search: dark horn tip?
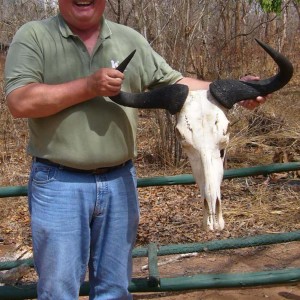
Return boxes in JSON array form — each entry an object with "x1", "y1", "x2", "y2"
[
  {"x1": 254, "y1": 39, "x2": 293, "y2": 80},
  {"x1": 116, "y1": 50, "x2": 137, "y2": 73},
  {"x1": 210, "y1": 39, "x2": 294, "y2": 109}
]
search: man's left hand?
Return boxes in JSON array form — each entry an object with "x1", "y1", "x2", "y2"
[{"x1": 238, "y1": 75, "x2": 269, "y2": 110}]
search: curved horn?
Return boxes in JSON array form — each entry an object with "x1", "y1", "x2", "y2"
[
  {"x1": 209, "y1": 39, "x2": 294, "y2": 109},
  {"x1": 109, "y1": 50, "x2": 189, "y2": 115}
]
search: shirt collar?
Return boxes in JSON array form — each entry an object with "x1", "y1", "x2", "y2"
[
  {"x1": 57, "y1": 13, "x2": 74, "y2": 38},
  {"x1": 100, "y1": 18, "x2": 112, "y2": 40},
  {"x1": 57, "y1": 13, "x2": 112, "y2": 40}
]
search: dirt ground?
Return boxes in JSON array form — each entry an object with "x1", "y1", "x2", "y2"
[
  {"x1": 132, "y1": 285, "x2": 300, "y2": 300},
  {"x1": 131, "y1": 242, "x2": 300, "y2": 300}
]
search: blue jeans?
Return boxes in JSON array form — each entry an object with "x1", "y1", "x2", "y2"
[{"x1": 28, "y1": 160, "x2": 140, "y2": 300}]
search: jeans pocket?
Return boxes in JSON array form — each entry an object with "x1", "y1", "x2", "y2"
[{"x1": 32, "y1": 165, "x2": 57, "y2": 184}]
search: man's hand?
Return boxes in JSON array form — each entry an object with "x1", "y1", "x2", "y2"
[
  {"x1": 238, "y1": 75, "x2": 268, "y2": 110},
  {"x1": 87, "y1": 68, "x2": 124, "y2": 97}
]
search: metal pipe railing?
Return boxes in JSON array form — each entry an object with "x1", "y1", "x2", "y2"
[
  {"x1": 0, "y1": 162, "x2": 299, "y2": 198},
  {"x1": 1, "y1": 230, "x2": 299, "y2": 271},
  {"x1": 0, "y1": 268, "x2": 299, "y2": 299}
]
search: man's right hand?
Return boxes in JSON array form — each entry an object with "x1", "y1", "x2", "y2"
[{"x1": 87, "y1": 68, "x2": 125, "y2": 97}]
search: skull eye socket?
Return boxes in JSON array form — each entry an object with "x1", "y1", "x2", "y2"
[{"x1": 220, "y1": 149, "x2": 225, "y2": 159}]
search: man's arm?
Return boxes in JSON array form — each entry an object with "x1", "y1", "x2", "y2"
[{"x1": 6, "y1": 68, "x2": 124, "y2": 119}]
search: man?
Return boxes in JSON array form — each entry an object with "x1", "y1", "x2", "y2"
[{"x1": 4, "y1": 0, "x2": 265, "y2": 299}]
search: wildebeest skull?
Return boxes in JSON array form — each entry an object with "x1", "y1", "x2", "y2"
[
  {"x1": 176, "y1": 90, "x2": 229, "y2": 230},
  {"x1": 109, "y1": 39, "x2": 293, "y2": 230}
]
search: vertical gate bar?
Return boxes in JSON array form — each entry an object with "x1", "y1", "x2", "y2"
[{"x1": 147, "y1": 243, "x2": 160, "y2": 287}]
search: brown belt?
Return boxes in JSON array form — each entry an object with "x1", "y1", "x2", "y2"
[{"x1": 33, "y1": 157, "x2": 127, "y2": 175}]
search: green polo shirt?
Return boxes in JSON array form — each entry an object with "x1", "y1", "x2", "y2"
[{"x1": 5, "y1": 14, "x2": 182, "y2": 169}]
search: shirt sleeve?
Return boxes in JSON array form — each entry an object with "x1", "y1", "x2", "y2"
[
  {"x1": 131, "y1": 32, "x2": 183, "y2": 90},
  {"x1": 147, "y1": 48, "x2": 183, "y2": 89},
  {"x1": 4, "y1": 21, "x2": 44, "y2": 96}
]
